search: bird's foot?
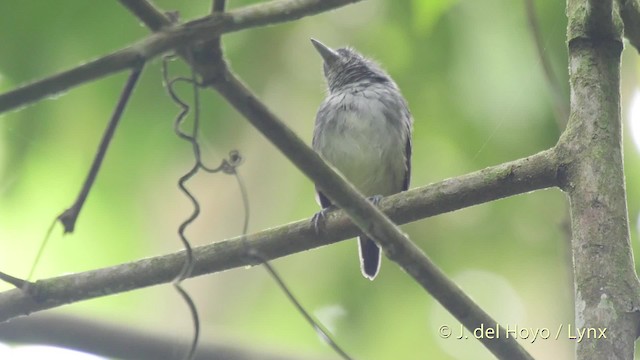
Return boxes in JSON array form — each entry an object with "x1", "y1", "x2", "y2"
[
  {"x1": 368, "y1": 195, "x2": 383, "y2": 206},
  {"x1": 311, "y1": 205, "x2": 336, "y2": 235},
  {"x1": 311, "y1": 196, "x2": 381, "y2": 235}
]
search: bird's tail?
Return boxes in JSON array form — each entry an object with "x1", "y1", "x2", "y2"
[{"x1": 358, "y1": 236, "x2": 381, "y2": 280}]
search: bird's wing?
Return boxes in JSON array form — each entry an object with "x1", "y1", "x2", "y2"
[
  {"x1": 381, "y1": 92, "x2": 413, "y2": 192},
  {"x1": 403, "y1": 128, "x2": 412, "y2": 191}
]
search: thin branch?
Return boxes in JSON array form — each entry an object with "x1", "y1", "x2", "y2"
[
  {"x1": 0, "y1": 149, "x2": 558, "y2": 358},
  {"x1": 58, "y1": 65, "x2": 144, "y2": 233},
  {"x1": 523, "y1": 0, "x2": 568, "y2": 128},
  {"x1": 620, "y1": 0, "x2": 640, "y2": 51},
  {"x1": 26, "y1": 219, "x2": 57, "y2": 281},
  {"x1": 258, "y1": 260, "x2": 354, "y2": 360},
  {"x1": 212, "y1": 0, "x2": 226, "y2": 13},
  {"x1": 0, "y1": 0, "x2": 362, "y2": 113},
  {"x1": 0, "y1": 50, "x2": 144, "y2": 113},
  {"x1": 0, "y1": 313, "x2": 333, "y2": 360},
  {"x1": 209, "y1": 0, "x2": 226, "y2": 59},
  {"x1": 567, "y1": 0, "x2": 620, "y2": 41},
  {"x1": 586, "y1": 0, "x2": 616, "y2": 37},
  {"x1": 0, "y1": 271, "x2": 28, "y2": 289},
  {"x1": 117, "y1": 0, "x2": 171, "y2": 31}
]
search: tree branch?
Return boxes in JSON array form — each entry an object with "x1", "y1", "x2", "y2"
[
  {"x1": 619, "y1": 0, "x2": 640, "y2": 51},
  {"x1": 0, "y1": 313, "x2": 331, "y2": 360},
  {"x1": 212, "y1": 0, "x2": 226, "y2": 13},
  {"x1": 586, "y1": 0, "x2": 617, "y2": 37},
  {"x1": 568, "y1": 0, "x2": 621, "y2": 41},
  {"x1": 118, "y1": 0, "x2": 171, "y2": 31},
  {"x1": 523, "y1": 0, "x2": 568, "y2": 128},
  {"x1": 0, "y1": 50, "x2": 144, "y2": 114},
  {"x1": 57, "y1": 65, "x2": 144, "y2": 233},
  {"x1": 0, "y1": 0, "x2": 362, "y2": 114},
  {"x1": 560, "y1": 1, "x2": 640, "y2": 358},
  {"x1": 0, "y1": 150, "x2": 557, "y2": 358}
]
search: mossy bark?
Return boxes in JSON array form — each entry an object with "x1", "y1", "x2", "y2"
[{"x1": 560, "y1": 1, "x2": 640, "y2": 358}]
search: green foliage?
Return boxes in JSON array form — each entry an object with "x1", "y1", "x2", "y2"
[{"x1": 411, "y1": 0, "x2": 457, "y2": 34}]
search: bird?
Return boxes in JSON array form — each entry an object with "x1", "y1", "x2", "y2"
[{"x1": 310, "y1": 38, "x2": 413, "y2": 280}]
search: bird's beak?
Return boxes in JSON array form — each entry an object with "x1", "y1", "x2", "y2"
[{"x1": 310, "y1": 38, "x2": 340, "y2": 65}]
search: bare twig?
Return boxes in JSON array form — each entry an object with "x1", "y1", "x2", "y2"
[
  {"x1": 0, "y1": 0, "x2": 362, "y2": 113},
  {"x1": 234, "y1": 169, "x2": 354, "y2": 359},
  {"x1": 212, "y1": 0, "x2": 226, "y2": 13},
  {"x1": 26, "y1": 219, "x2": 57, "y2": 281},
  {"x1": 57, "y1": 64, "x2": 144, "y2": 233},
  {"x1": 258, "y1": 260, "x2": 354, "y2": 360},
  {"x1": 210, "y1": 0, "x2": 226, "y2": 60},
  {"x1": 0, "y1": 271, "x2": 28, "y2": 289},
  {"x1": 523, "y1": 0, "x2": 568, "y2": 128},
  {"x1": 118, "y1": 0, "x2": 171, "y2": 31}
]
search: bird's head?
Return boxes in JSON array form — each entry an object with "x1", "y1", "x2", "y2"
[{"x1": 310, "y1": 39, "x2": 391, "y2": 93}]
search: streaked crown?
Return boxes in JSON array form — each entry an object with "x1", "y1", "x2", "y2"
[{"x1": 311, "y1": 39, "x2": 392, "y2": 93}]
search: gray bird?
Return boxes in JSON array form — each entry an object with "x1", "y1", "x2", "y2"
[{"x1": 310, "y1": 39, "x2": 413, "y2": 280}]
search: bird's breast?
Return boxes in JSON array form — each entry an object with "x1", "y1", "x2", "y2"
[{"x1": 314, "y1": 93, "x2": 406, "y2": 196}]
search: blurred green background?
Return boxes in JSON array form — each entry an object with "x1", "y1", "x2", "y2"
[{"x1": 1, "y1": 0, "x2": 639, "y2": 359}]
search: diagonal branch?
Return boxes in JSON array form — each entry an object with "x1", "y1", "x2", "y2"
[
  {"x1": 0, "y1": 150, "x2": 558, "y2": 358},
  {"x1": 58, "y1": 65, "x2": 144, "y2": 233},
  {"x1": 0, "y1": 0, "x2": 362, "y2": 113},
  {"x1": 118, "y1": 0, "x2": 171, "y2": 31}
]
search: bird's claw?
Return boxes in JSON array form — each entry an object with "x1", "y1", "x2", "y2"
[
  {"x1": 368, "y1": 195, "x2": 383, "y2": 206},
  {"x1": 312, "y1": 206, "x2": 335, "y2": 235},
  {"x1": 311, "y1": 197, "x2": 381, "y2": 235}
]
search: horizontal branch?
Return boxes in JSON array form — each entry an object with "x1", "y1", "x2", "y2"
[
  {"x1": 0, "y1": 0, "x2": 361, "y2": 113},
  {"x1": 0, "y1": 148, "x2": 558, "y2": 323},
  {"x1": 0, "y1": 312, "x2": 332, "y2": 360}
]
